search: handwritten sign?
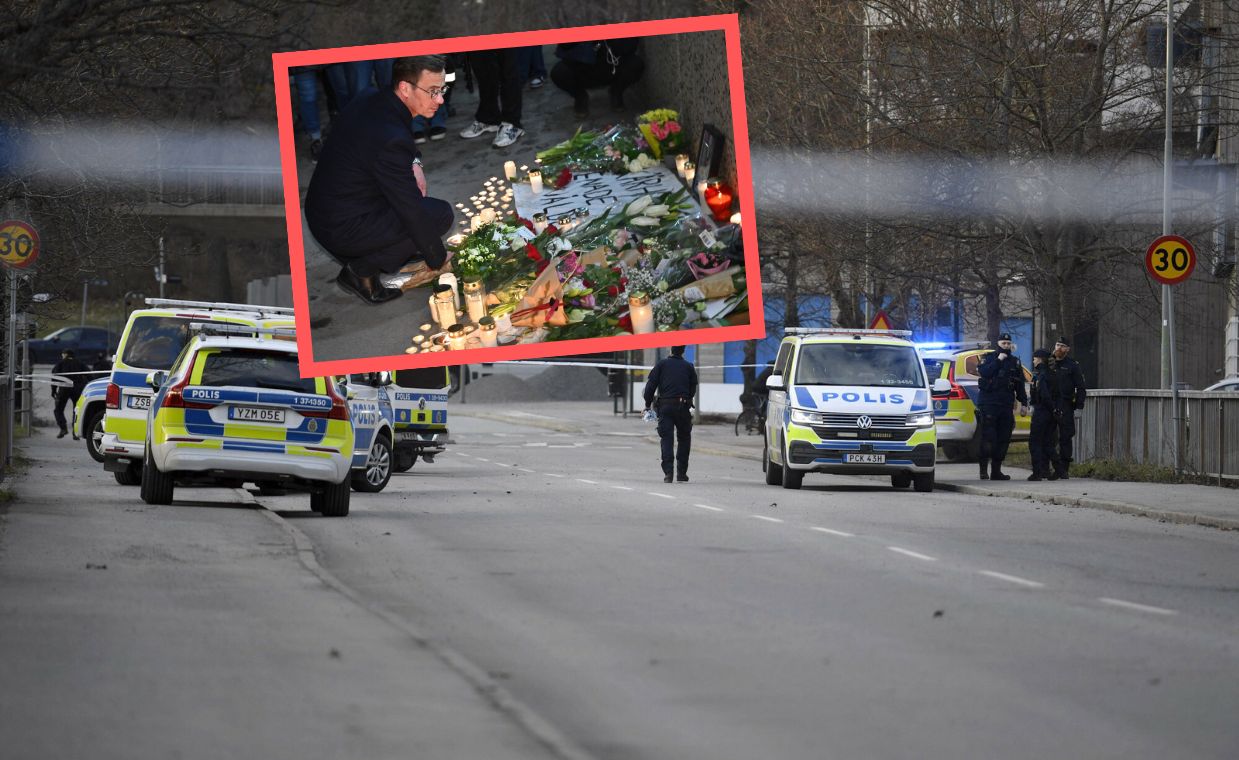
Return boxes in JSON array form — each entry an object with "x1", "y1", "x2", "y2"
[{"x1": 512, "y1": 166, "x2": 684, "y2": 223}]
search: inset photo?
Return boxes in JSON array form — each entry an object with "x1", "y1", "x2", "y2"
[{"x1": 272, "y1": 15, "x2": 762, "y2": 375}]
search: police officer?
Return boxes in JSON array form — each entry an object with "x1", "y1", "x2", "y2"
[
  {"x1": 1048, "y1": 337, "x2": 1087, "y2": 479},
  {"x1": 976, "y1": 333, "x2": 1028, "y2": 480},
  {"x1": 1027, "y1": 348, "x2": 1061, "y2": 481},
  {"x1": 51, "y1": 349, "x2": 87, "y2": 439},
  {"x1": 643, "y1": 346, "x2": 698, "y2": 483}
]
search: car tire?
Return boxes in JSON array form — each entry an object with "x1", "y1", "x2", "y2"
[
  {"x1": 764, "y1": 437, "x2": 782, "y2": 486},
  {"x1": 891, "y1": 472, "x2": 912, "y2": 489},
  {"x1": 113, "y1": 461, "x2": 142, "y2": 486},
  {"x1": 312, "y1": 479, "x2": 351, "y2": 517},
  {"x1": 351, "y1": 434, "x2": 393, "y2": 493},
  {"x1": 780, "y1": 437, "x2": 803, "y2": 490},
  {"x1": 139, "y1": 448, "x2": 174, "y2": 505},
  {"x1": 84, "y1": 407, "x2": 106, "y2": 463},
  {"x1": 913, "y1": 471, "x2": 935, "y2": 493},
  {"x1": 393, "y1": 450, "x2": 416, "y2": 473}
]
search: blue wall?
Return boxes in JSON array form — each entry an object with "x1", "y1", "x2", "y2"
[{"x1": 723, "y1": 295, "x2": 830, "y2": 384}]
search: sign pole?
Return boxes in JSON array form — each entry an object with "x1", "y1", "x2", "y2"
[
  {"x1": 1162, "y1": 0, "x2": 1182, "y2": 474},
  {"x1": 7, "y1": 269, "x2": 16, "y2": 463}
]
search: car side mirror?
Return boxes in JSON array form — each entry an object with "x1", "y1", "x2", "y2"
[
  {"x1": 377, "y1": 371, "x2": 393, "y2": 387},
  {"x1": 765, "y1": 375, "x2": 785, "y2": 391},
  {"x1": 147, "y1": 371, "x2": 167, "y2": 389},
  {"x1": 932, "y1": 378, "x2": 951, "y2": 394}
]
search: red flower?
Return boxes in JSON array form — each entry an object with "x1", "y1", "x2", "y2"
[
  {"x1": 619, "y1": 315, "x2": 633, "y2": 332},
  {"x1": 546, "y1": 224, "x2": 559, "y2": 235},
  {"x1": 607, "y1": 285, "x2": 620, "y2": 297},
  {"x1": 536, "y1": 259, "x2": 550, "y2": 274},
  {"x1": 611, "y1": 266, "x2": 622, "y2": 274},
  {"x1": 620, "y1": 277, "x2": 629, "y2": 287},
  {"x1": 583, "y1": 278, "x2": 594, "y2": 289},
  {"x1": 518, "y1": 217, "x2": 535, "y2": 232},
  {"x1": 555, "y1": 168, "x2": 572, "y2": 188},
  {"x1": 525, "y1": 243, "x2": 542, "y2": 262}
]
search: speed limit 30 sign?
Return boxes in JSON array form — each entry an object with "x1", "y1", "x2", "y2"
[
  {"x1": 1145, "y1": 235, "x2": 1195, "y2": 285},
  {"x1": 0, "y1": 219, "x2": 40, "y2": 270}
]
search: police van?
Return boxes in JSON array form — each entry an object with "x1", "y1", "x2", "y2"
[
  {"x1": 763, "y1": 328, "x2": 950, "y2": 492},
  {"x1": 100, "y1": 298, "x2": 295, "y2": 485},
  {"x1": 140, "y1": 324, "x2": 354, "y2": 515},
  {"x1": 387, "y1": 368, "x2": 450, "y2": 472}
]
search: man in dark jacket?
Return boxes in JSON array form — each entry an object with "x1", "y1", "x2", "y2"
[
  {"x1": 1027, "y1": 348, "x2": 1060, "y2": 481},
  {"x1": 51, "y1": 349, "x2": 87, "y2": 439},
  {"x1": 305, "y1": 55, "x2": 455, "y2": 305},
  {"x1": 551, "y1": 39, "x2": 645, "y2": 117},
  {"x1": 976, "y1": 333, "x2": 1029, "y2": 480},
  {"x1": 644, "y1": 346, "x2": 698, "y2": 483},
  {"x1": 1048, "y1": 337, "x2": 1088, "y2": 479}
]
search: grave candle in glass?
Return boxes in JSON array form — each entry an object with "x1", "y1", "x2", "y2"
[
  {"x1": 629, "y1": 292, "x2": 655, "y2": 334},
  {"x1": 463, "y1": 279, "x2": 487, "y2": 323},
  {"x1": 532, "y1": 212, "x2": 548, "y2": 234},
  {"x1": 704, "y1": 178, "x2": 735, "y2": 222},
  {"x1": 478, "y1": 316, "x2": 498, "y2": 347},
  {"x1": 504, "y1": 161, "x2": 517, "y2": 180},
  {"x1": 432, "y1": 285, "x2": 456, "y2": 330},
  {"x1": 529, "y1": 170, "x2": 543, "y2": 193},
  {"x1": 448, "y1": 323, "x2": 467, "y2": 351}
]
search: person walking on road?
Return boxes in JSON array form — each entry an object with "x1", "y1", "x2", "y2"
[
  {"x1": 644, "y1": 346, "x2": 698, "y2": 484},
  {"x1": 51, "y1": 349, "x2": 87, "y2": 439},
  {"x1": 1027, "y1": 348, "x2": 1061, "y2": 481},
  {"x1": 976, "y1": 333, "x2": 1029, "y2": 481},
  {"x1": 1048, "y1": 337, "x2": 1088, "y2": 479}
]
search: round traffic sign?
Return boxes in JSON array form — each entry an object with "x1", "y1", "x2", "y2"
[
  {"x1": 0, "y1": 219, "x2": 40, "y2": 269},
  {"x1": 1144, "y1": 235, "x2": 1195, "y2": 285}
]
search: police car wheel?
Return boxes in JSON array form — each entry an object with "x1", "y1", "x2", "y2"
[
  {"x1": 352, "y1": 435, "x2": 392, "y2": 493},
  {"x1": 114, "y1": 461, "x2": 142, "y2": 486},
  {"x1": 780, "y1": 437, "x2": 803, "y2": 490},
  {"x1": 891, "y1": 472, "x2": 912, "y2": 489},
  {"x1": 84, "y1": 408, "x2": 106, "y2": 463},
  {"x1": 913, "y1": 472, "x2": 935, "y2": 493},
  {"x1": 764, "y1": 438, "x2": 782, "y2": 486},
  {"x1": 312, "y1": 479, "x2": 351, "y2": 517},
  {"x1": 393, "y1": 450, "x2": 416, "y2": 472},
  {"x1": 139, "y1": 448, "x2": 174, "y2": 505}
]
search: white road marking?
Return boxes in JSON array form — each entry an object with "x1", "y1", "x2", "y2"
[
  {"x1": 476, "y1": 457, "x2": 490, "y2": 462},
  {"x1": 494, "y1": 463, "x2": 511, "y2": 468},
  {"x1": 604, "y1": 445, "x2": 634, "y2": 449},
  {"x1": 612, "y1": 486, "x2": 634, "y2": 491},
  {"x1": 1099, "y1": 597, "x2": 1178, "y2": 616},
  {"x1": 979, "y1": 570, "x2": 1045, "y2": 589},
  {"x1": 810, "y1": 527, "x2": 854, "y2": 537},
  {"x1": 751, "y1": 515, "x2": 785, "y2": 524},
  {"x1": 548, "y1": 444, "x2": 576, "y2": 448},
  {"x1": 545, "y1": 473, "x2": 565, "y2": 478},
  {"x1": 516, "y1": 468, "x2": 535, "y2": 473},
  {"x1": 647, "y1": 492, "x2": 675, "y2": 499},
  {"x1": 887, "y1": 546, "x2": 937, "y2": 562},
  {"x1": 694, "y1": 504, "x2": 725, "y2": 512},
  {"x1": 576, "y1": 479, "x2": 598, "y2": 485}
]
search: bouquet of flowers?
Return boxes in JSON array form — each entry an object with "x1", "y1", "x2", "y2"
[{"x1": 637, "y1": 108, "x2": 685, "y2": 159}]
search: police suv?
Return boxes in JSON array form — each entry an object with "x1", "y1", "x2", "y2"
[
  {"x1": 388, "y1": 368, "x2": 450, "y2": 472},
  {"x1": 763, "y1": 328, "x2": 950, "y2": 492},
  {"x1": 140, "y1": 324, "x2": 354, "y2": 515},
  {"x1": 99, "y1": 299, "x2": 294, "y2": 485}
]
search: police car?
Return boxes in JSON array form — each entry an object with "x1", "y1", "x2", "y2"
[
  {"x1": 921, "y1": 343, "x2": 1032, "y2": 461},
  {"x1": 340, "y1": 373, "x2": 397, "y2": 492},
  {"x1": 100, "y1": 298, "x2": 295, "y2": 485},
  {"x1": 74, "y1": 376, "x2": 110, "y2": 462},
  {"x1": 140, "y1": 324, "x2": 354, "y2": 515},
  {"x1": 763, "y1": 328, "x2": 949, "y2": 492},
  {"x1": 388, "y1": 368, "x2": 450, "y2": 472}
]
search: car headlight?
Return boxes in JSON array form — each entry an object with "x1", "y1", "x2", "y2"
[
  {"x1": 907, "y1": 411, "x2": 936, "y2": 427},
  {"x1": 790, "y1": 408, "x2": 823, "y2": 425}
]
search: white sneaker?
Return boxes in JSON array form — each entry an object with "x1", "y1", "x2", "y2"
[
  {"x1": 460, "y1": 121, "x2": 499, "y2": 139},
  {"x1": 492, "y1": 122, "x2": 525, "y2": 148}
]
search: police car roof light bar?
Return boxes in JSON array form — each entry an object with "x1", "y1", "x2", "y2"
[
  {"x1": 785, "y1": 327, "x2": 913, "y2": 338},
  {"x1": 917, "y1": 340, "x2": 991, "y2": 350},
  {"x1": 187, "y1": 322, "x2": 296, "y2": 339},
  {"x1": 145, "y1": 298, "x2": 295, "y2": 316}
]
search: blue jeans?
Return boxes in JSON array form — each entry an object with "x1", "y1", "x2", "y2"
[
  {"x1": 516, "y1": 46, "x2": 547, "y2": 81},
  {"x1": 412, "y1": 106, "x2": 447, "y2": 135},
  {"x1": 291, "y1": 69, "x2": 321, "y2": 139},
  {"x1": 345, "y1": 59, "x2": 393, "y2": 96}
]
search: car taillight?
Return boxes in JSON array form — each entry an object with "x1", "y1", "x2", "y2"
[
  {"x1": 326, "y1": 381, "x2": 350, "y2": 421},
  {"x1": 105, "y1": 382, "x2": 120, "y2": 409},
  {"x1": 947, "y1": 382, "x2": 968, "y2": 400},
  {"x1": 160, "y1": 355, "x2": 207, "y2": 409}
]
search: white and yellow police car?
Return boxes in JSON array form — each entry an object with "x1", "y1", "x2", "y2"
[
  {"x1": 140, "y1": 324, "x2": 354, "y2": 515},
  {"x1": 340, "y1": 373, "x2": 397, "y2": 492},
  {"x1": 763, "y1": 328, "x2": 950, "y2": 492},
  {"x1": 100, "y1": 299, "x2": 294, "y2": 485}
]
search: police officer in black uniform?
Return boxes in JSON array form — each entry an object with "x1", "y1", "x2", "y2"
[
  {"x1": 644, "y1": 346, "x2": 698, "y2": 483},
  {"x1": 976, "y1": 333, "x2": 1028, "y2": 480},
  {"x1": 51, "y1": 349, "x2": 87, "y2": 439},
  {"x1": 1048, "y1": 337, "x2": 1087, "y2": 479},
  {"x1": 1027, "y1": 348, "x2": 1060, "y2": 481}
]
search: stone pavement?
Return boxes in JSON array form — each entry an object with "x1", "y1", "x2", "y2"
[{"x1": 454, "y1": 400, "x2": 1239, "y2": 531}]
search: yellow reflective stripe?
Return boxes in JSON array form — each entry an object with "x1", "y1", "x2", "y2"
[{"x1": 285, "y1": 447, "x2": 335, "y2": 459}]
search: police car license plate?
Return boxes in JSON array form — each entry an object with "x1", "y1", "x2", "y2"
[
  {"x1": 397, "y1": 431, "x2": 424, "y2": 442},
  {"x1": 229, "y1": 406, "x2": 286, "y2": 424},
  {"x1": 126, "y1": 395, "x2": 151, "y2": 410},
  {"x1": 844, "y1": 453, "x2": 885, "y2": 464}
]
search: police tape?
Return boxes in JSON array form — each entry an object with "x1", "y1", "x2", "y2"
[
  {"x1": 13, "y1": 370, "x2": 106, "y2": 388},
  {"x1": 505, "y1": 360, "x2": 767, "y2": 371}
]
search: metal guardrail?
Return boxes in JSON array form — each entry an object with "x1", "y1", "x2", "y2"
[
  {"x1": 147, "y1": 165, "x2": 284, "y2": 207},
  {"x1": 1078, "y1": 389, "x2": 1239, "y2": 480}
]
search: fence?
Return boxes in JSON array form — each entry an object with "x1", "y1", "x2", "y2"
[
  {"x1": 1078, "y1": 389, "x2": 1239, "y2": 480},
  {"x1": 149, "y1": 166, "x2": 284, "y2": 207}
]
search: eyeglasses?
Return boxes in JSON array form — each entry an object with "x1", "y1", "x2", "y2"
[{"x1": 406, "y1": 82, "x2": 450, "y2": 99}]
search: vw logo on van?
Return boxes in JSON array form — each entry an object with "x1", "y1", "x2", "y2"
[{"x1": 856, "y1": 415, "x2": 873, "y2": 429}]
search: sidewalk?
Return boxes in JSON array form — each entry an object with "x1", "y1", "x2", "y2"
[{"x1": 455, "y1": 400, "x2": 1239, "y2": 531}]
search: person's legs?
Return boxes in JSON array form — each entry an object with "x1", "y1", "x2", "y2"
[
  {"x1": 291, "y1": 70, "x2": 322, "y2": 140},
  {"x1": 990, "y1": 408, "x2": 1015, "y2": 478},
  {"x1": 978, "y1": 410, "x2": 995, "y2": 478},
  {"x1": 657, "y1": 410, "x2": 675, "y2": 479},
  {"x1": 374, "y1": 59, "x2": 394, "y2": 90},
  {"x1": 1057, "y1": 409, "x2": 1076, "y2": 476},
  {"x1": 497, "y1": 48, "x2": 523, "y2": 128},
  {"x1": 550, "y1": 60, "x2": 591, "y2": 114},
  {"x1": 325, "y1": 64, "x2": 351, "y2": 110},
  {"x1": 53, "y1": 392, "x2": 70, "y2": 435},
  {"x1": 471, "y1": 52, "x2": 502, "y2": 125},
  {"x1": 345, "y1": 60, "x2": 377, "y2": 98},
  {"x1": 608, "y1": 55, "x2": 646, "y2": 99},
  {"x1": 529, "y1": 46, "x2": 547, "y2": 79},
  {"x1": 411, "y1": 115, "x2": 428, "y2": 143},
  {"x1": 675, "y1": 406, "x2": 692, "y2": 480}
]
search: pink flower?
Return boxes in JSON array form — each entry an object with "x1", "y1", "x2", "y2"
[{"x1": 668, "y1": 121, "x2": 681, "y2": 134}]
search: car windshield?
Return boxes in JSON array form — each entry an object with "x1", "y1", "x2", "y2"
[
  {"x1": 795, "y1": 343, "x2": 926, "y2": 388},
  {"x1": 197, "y1": 350, "x2": 317, "y2": 394},
  {"x1": 394, "y1": 367, "x2": 448, "y2": 389},
  {"x1": 121, "y1": 316, "x2": 194, "y2": 370},
  {"x1": 922, "y1": 358, "x2": 948, "y2": 380}
]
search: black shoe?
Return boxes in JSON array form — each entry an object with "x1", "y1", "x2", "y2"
[
  {"x1": 57, "y1": 430, "x2": 67, "y2": 439},
  {"x1": 663, "y1": 474, "x2": 673, "y2": 483},
  {"x1": 413, "y1": 131, "x2": 427, "y2": 144},
  {"x1": 609, "y1": 88, "x2": 624, "y2": 109},
  {"x1": 1047, "y1": 470, "x2": 1061, "y2": 481},
  {"x1": 676, "y1": 473, "x2": 688, "y2": 482},
  {"x1": 429, "y1": 126, "x2": 447, "y2": 140},
  {"x1": 72, "y1": 434, "x2": 79, "y2": 441},
  {"x1": 336, "y1": 265, "x2": 402, "y2": 305},
  {"x1": 1058, "y1": 468, "x2": 1070, "y2": 480},
  {"x1": 573, "y1": 95, "x2": 589, "y2": 118},
  {"x1": 1027, "y1": 472, "x2": 1043, "y2": 481},
  {"x1": 991, "y1": 469, "x2": 1011, "y2": 481}
]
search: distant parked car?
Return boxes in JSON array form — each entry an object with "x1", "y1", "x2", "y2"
[
  {"x1": 1203, "y1": 378, "x2": 1239, "y2": 393},
  {"x1": 20, "y1": 326, "x2": 119, "y2": 364}
]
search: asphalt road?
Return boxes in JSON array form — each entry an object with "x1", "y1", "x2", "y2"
[
  {"x1": 5, "y1": 408, "x2": 1239, "y2": 759},
  {"x1": 276, "y1": 413, "x2": 1239, "y2": 760}
]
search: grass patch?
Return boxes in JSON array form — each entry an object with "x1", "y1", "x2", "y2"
[{"x1": 0, "y1": 489, "x2": 13, "y2": 502}]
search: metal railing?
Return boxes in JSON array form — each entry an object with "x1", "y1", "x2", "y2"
[
  {"x1": 146, "y1": 165, "x2": 285, "y2": 207},
  {"x1": 1078, "y1": 389, "x2": 1239, "y2": 480}
]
